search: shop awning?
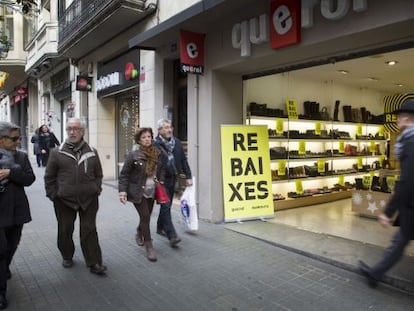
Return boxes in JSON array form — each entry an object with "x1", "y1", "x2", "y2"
[{"x1": 128, "y1": 0, "x2": 254, "y2": 49}]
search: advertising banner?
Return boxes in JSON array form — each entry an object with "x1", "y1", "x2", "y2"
[
  {"x1": 220, "y1": 125, "x2": 274, "y2": 222},
  {"x1": 383, "y1": 93, "x2": 414, "y2": 132},
  {"x1": 180, "y1": 30, "x2": 205, "y2": 75}
]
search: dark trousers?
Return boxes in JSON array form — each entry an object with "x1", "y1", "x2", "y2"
[
  {"x1": 41, "y1": 153, "x2": 49, "y2": 167},
  {"x1": 134, "y1": 198, "x2": 155, "y2": 242},
  {"x1": 35, "y1": 154, "x2": 42, "y2": 167},
  {"x1": 0, "y1": 225, "x2": 23, "y2": 295},
  {"x1": 157, "y1": 181, "x2": 177, "y2": 239},
  {"x1": 53, "y1": 198, "x2": 102, "y2": 267},
  {"x1": 371, "y1": 229, "x2": 410, "y2": 280}
]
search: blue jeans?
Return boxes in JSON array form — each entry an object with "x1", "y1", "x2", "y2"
[{"x1": 157, "y1": 180, "x2": 177, "y2": 239}]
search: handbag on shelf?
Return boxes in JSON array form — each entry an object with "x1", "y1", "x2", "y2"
[{"x1": 154, "y1": 182, "x2": 170, "y2": 204}]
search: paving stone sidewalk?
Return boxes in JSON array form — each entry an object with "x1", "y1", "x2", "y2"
[{"x1": 5, "y1": 166, "x2": 414, "y2": 310}]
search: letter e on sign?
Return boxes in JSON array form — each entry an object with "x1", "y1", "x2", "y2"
[
  {"x1": 187, "y1": 42, "x2": 198, "y2": 59},
  {"x1": 270, "y1": 0, "x2": 301, "y2": 49}
]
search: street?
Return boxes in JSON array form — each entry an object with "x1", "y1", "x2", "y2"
[{"x1": 5, "y1": 164, "x2": 414, "y2": 311}]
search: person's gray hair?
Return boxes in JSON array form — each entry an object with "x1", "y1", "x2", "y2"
[
  {"x1": 157, "y1": 118, "x2": 171, "y2": 130},
  {"x1": 67, "y1": 117, "x2": 86, "y2": 129},
  {"x1": 0, "y1": 121, "x2": 20, "y2": 137}
]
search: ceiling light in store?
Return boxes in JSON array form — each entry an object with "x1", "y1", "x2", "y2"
[
  {"x1": 338, "y1": 70, "x2": 349, "y2": 74},
  {"x1": 386, "y1": 60, "x2": 398, "y2": 66},
  {"x1": 367, "y1": 77, "x2": 379, "y2": 82},
  {"x1": 395, "y1": 83, "x2": 404, "y2": 87}
]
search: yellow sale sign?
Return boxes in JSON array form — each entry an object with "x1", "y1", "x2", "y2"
[{"x1": 220, "y1": 125, "x2": 274, "y2": 222}]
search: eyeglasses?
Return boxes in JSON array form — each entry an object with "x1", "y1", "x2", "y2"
[
  {"x1": 66, "y1": 127, "x2": 83, "y2": 132},
  {"x1": 2, "y1": 136, "x2": 21, "y2": 142}
]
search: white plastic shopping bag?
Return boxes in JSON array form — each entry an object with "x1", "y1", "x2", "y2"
[{"x1": 180, "y1": 177, "x2": 198, "y2": 232}]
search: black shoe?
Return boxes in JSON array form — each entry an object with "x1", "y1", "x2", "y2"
[
  {"x1": 169, "y1": 236, "x2": 181, "y2": 248},
  {"x1": 157, "y1": 228, "x2": 167, "y2": 237},
  {"x1": 89, "y1": 264, "x2": 107, "y2": 276},
  {"x1": 358, "y1": 260, "x2": 378, "y2": 288},
  {"x1": 62, "y1": 259, "x2": 74, "y2": 268},
  {"x1": 0, "y1": 294, "x2": 8, "y2": 310},
  {"x1": 6, "y1": 268, "x2": 11, "y2": 280}
]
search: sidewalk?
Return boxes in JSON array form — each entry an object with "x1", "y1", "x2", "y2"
[{"x1": 5, "y1": 164, "x2": 414, "y2": 310}]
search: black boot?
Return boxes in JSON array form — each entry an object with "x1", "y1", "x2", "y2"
[
  {"x1": 0, "y1": 294, "x2": 8, "y2": 310},
  {"x1": 333, "y1": 100, "x2": 340, "y2": 121}
]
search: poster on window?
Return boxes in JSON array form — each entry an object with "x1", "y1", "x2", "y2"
[{"x1": 220, "y1": 125, "x2": 274, "y2": 222}]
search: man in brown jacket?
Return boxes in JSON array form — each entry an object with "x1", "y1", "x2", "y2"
[{"x1": 44, "y1": 118, "x2": 106, "y2": 275}]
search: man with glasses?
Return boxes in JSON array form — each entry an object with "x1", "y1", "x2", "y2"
[
  {"x1": 44, "y1": 118, "x2": 107, "y2": 275},
  {"x1": 154, "y1": 119, "x2": 193, "y2": 247},
  {"x1": 0, "y1": 121, "x2": 35, "y2": 309}
]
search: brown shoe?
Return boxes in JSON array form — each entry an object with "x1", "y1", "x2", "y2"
[
  {"x1": 144, "y1": 241, "x2": 157, "y2": 262},
  {"x1": 135, "y1": 232, "x2": 144, "y2": 246},
  {"x1": 89, "y1": 263, "x2": 107, "y2": 275},
  {"x1": 62, "y1": 259, "x2": 74, "y2": 268}
]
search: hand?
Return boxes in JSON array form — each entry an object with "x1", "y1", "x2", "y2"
[
  {"x1": 186, "y1": 178, "x2": 193, "y2": 186},
  {"x1": 41, "y1": 149, "x2": 46, "y2": 154},
  {"x1": 119, "y1": 192, "x2": 127, "y2": 204},
  {"x1": 378, "y1": 213, "x2": 391, "y2": 227},
  {"x1": 0, "y1": 169, "x2": 10, "y2": 181}
]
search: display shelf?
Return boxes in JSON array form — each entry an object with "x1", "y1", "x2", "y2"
[
  {"x1": 247, "y1": 115, "x2": 388, "y2": 208},
  {"x1": 274, "y1": 190, "x2": 353, "y2": 210}
]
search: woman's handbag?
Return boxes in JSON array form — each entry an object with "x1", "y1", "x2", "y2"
[{"x1": 154, "y1": 182, "x2": 170, "y2": 204}]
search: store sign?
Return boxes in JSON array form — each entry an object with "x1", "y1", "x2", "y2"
[
  {"x1": 180, "y1": 30, "x2": 206, "y2": 75},
  {"x1": 383, "y1": 93, "x2": 414, "y2": 133},
  {"x1": 96, "y1": 72, "x2": 120, "y2": 91},
  {"x1": 220, "y1": 125, "x2": 274, "y2": 222},
  {"x1": 232, "y1": 0, "x2": 368, "y2": 57}
]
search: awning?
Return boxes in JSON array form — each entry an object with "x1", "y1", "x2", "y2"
[{"x1": 128, "y1": 0, "x2": 254, "y2": 49}]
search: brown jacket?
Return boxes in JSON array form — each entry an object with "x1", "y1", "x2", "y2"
[
  {"x1": 44, "y1": 141, "x2": 103, "y2": 210},
  {"x1": 118, "y1": 146, "x2": 166, "y2": 204}
]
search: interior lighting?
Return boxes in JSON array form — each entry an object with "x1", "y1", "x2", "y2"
[
  {"x1": 386, "y1": 60, "x2": 398, "y2": 66},
  {"x1": 367, "y1": 77, "x2": 379, "y2": 82},
  {"x1": 338, "y1": 70, "x2": 349, "y2": 74},
  {"x1": 395, "y1": 83, "x2": 403, "y2": 87}
]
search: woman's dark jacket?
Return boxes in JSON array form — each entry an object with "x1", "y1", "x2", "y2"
[
  {"x1": 384, "y1": 132, "x2": 414, "y2": 239},
  {"x1": 0, "y1": 151, "x2": 35, "y2": 228},
  {"x1": 118, "y1": 146, "x2": 166, "y2": 204},
  {"x1": 39, "y1": 132, "x2": 60, "y2": 153},
  {"x1": 44, "y1": 142, "x2": 103, "y2": 211},
  {"x1": 31, "y1": 133, "x2": 41, "y2": 155}
]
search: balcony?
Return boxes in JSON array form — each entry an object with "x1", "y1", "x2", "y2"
[
  {"x1": 25, "y1": 22, "x2": 59, "y2": 74},
  {"x1": 58, "y1": 0, "x2": 154, "y2": 59}
]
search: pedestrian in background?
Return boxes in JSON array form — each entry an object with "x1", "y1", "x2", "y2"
[
  {"x1": 118, "y1": 127, "x2": 166, "y2": 262},
  {"x1": 44, "y1": 118, "x2": 107, "y2": 275},
  {"x1": 38, "y1": 124, "x2": 60, "y2": 167},
  {"x1": 153, "y1": 119, "x2": 192, "y2": 247},
  {"x1": 359, "y1": 98, "x2": 414, "y2": 287},
  {"x1": 0, "y1": 121, "x2": 36, "y2": 310},
  {"x1": 30, "y1": 129, "x2": 41, "y2": 168}
]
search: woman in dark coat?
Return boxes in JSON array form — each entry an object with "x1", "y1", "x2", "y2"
[
  {"x1": 38, "y1": 124, "x2": 60, "y2": 167},
  {"x1": 30, "y1": 129, "x2": 41, "y2": 167},
  {"x1": 0, "y1": 121, "x2": 35, "y2": 309},
  {"x1": 118, "y1": 128, "x2": 166, "y2": 262}
]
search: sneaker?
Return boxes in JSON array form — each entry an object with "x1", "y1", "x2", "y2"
[{"x1": 169, "y1": 236, "x2": 181, "y2": 248}]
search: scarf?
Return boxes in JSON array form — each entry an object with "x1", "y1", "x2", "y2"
[
  {"x1": 65, "y1": 139, "x2": 86, "y2": 160},
  {"x1": 158, "y1": 135, "x2": 176, "y2": 174},
  {"x1": 394, "y1": 125, "x2": 414, "y2": 160},
  {"x1": 140, "y1": 145, "x2": 160, "y2": 176}
]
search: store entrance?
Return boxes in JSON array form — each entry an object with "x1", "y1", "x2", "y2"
[{"x1": 243, "y1": 46, "x2": 414, "y2": 251}]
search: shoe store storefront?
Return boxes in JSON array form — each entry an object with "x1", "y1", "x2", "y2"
[{"x1": 130, "y1": 0, "x2": 414, "y2": 233}]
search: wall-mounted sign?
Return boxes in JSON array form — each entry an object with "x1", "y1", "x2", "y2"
[
  {"x1": 76, "y1": 76, "x2": 93, "y2": 92},
  {"x1": 232, "y1": 0, "x2": 368, "y2": 57},
  {"x1": 96, "y1": 72, "x2": 120, "y2": 92},
  {"x1": 180, "y1": 30, "x2": 206, "y2": 75}
]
